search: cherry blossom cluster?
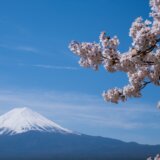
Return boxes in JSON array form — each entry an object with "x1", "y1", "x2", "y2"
[
  {"x1": 69, "y1": 0, "x2": 160, "y2": 103},
  {"x1": 147, "y1": 154, "x2": 160, "y2": 160},
  {"x1": 129, "y1": 17, "x2": 156, "y2": 51},
  {"x1": 69, "y1": 41, "x2": 102, "y2": 70}
]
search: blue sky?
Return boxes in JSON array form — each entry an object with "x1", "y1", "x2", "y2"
[{"x1": 0, "y1": 0, "x2": 160, "y2": 144}]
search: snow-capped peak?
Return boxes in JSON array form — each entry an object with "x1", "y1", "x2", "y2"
[{"x1": 0, "y1": 107, "x2": 73, "y2": 135}]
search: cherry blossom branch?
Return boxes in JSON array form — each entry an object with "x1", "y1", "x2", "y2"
[{"x1": 69, "y1": 0, "x2": 160, "y2": 104}]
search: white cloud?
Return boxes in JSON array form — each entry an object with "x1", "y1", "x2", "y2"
[
  {"x1": 31, "y1": 64, "x2": 79, "y2": 70},
  {"x1": 0, "y1": 89, "x2": 159, "y2": 130},
  {"x1": 0, "y1": 44, "x2": 38, "y2": 54},
  {"x1": 15, "y1": 46, "x2": 38, "y2": 53}
]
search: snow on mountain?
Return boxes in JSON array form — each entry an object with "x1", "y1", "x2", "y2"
[{"x1": 0, "y1": 107, "x2": 73, "y2": 135}]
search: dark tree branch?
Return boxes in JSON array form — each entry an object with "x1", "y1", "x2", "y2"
[
  {"x1": 140, "y1": 81, "x2": 151, "y2": 90},
  {"x1": 133, "y1": 38, "x2": 160, "y2": 58}
]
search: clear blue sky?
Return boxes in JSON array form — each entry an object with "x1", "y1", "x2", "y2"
[{"x1": 0, "y1": 0, "x2": 160, "y2": 144}]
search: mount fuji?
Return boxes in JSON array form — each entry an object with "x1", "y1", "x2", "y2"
[
  {"x1": 0, "y1": 107, "x2": 159, "y2": 160},
  {"x1": 0, "y1": 107, "x2": 73, "y2": 135}
]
